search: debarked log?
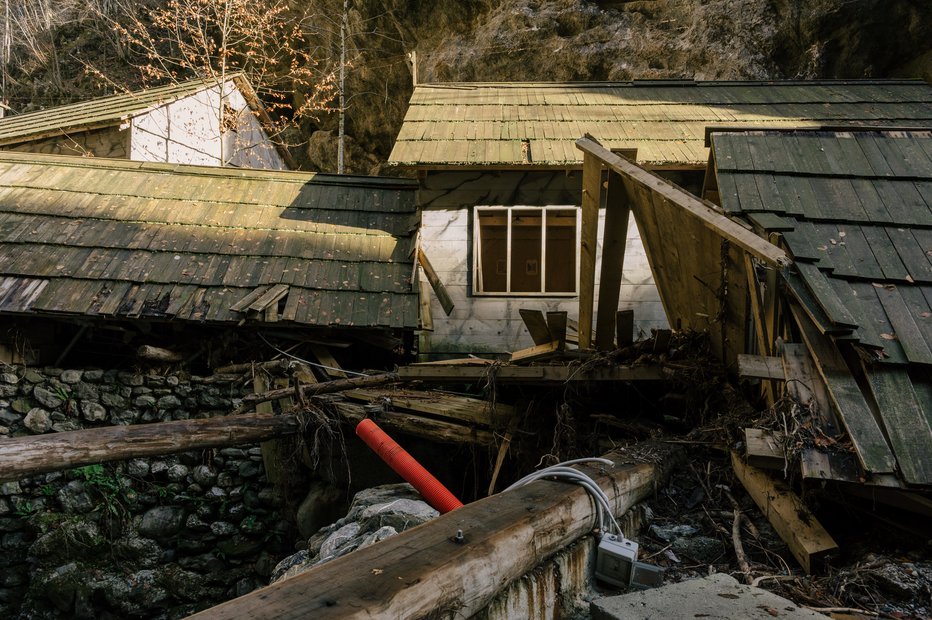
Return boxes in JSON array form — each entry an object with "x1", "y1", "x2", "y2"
[
  {"x1": 0, "y1": 413, "x2": 299, "y2": 482},
  {"x1": 233, "y1": 371, "x2": 400, "y2": 414},
  {"x1": 0, "y1": 401, "x2": 491, "y2": 482},
  {"x1": 189, "y1": 444, "x2": 680, "y2": 620}
]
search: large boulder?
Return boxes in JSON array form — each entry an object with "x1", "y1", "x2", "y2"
[{"x1": 138, "y1": 506, "x2": 185, "y2": 540}]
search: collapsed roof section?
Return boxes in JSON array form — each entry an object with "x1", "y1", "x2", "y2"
[
  {"x1": 708, "y1": 128, "x2": 932, "y2": 485},
  {"x1": 390, "y1": 80, "x2": 932, "y2": 168},
  {"x1": 0, "y1": 151, "x2": 420, "y2": 329}
]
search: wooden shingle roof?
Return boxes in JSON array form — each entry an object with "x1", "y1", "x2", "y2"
[
  {"x1": 389, "y1": 80, "x2": 932, "y2": 168},
  {"x1": 0, "y1": 75, "x2": 254, "y2": 147},
  {"x1": 0, "y1": 151, "x2": 419, "y2": 329},
  {"x1": 711, "y1": 129, "x2": 932, "y2": 485}
]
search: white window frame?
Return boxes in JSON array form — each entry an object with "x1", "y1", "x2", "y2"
[{"x1": 472, "y1": 205, "x2": 581, "y2": 297}]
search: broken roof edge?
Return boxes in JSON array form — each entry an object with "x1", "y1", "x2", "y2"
[
  {"x1": 704, "y1": 124, "x2": 932, "y2": 147},
  {"x1": 0, "y1": 149, "x2": 419, "y2": 191}
]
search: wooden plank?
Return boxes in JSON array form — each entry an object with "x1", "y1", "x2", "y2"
[
  {"x1": 546, "y1": 311, "x2": 567, "y2": 351},
  {"x1": 248, "y1": 283, "x2": 290, "y2": 314},
  {"x1": 510, "y1": 341, "x2": 561, "y2": 364},
  {"x1": 595, "y1": 170, "x2": 630, "y2": 350},
  {"x1": 189, "y1": 447, "x2": 677, "y2": 620},
  {"x1": 342, "y1": 388, "x2": 508, "y2": 427},
  {"x1": 397, "y1": 364, "x2": 665, "y2": 383},
  {"x1": 576, "y1": 137, "x2": 789, "y2": 267},
  {"x1": 418, "y1": 247, "x2": 455, "y2": 316},
  {"x1": 309, "y1": 344, "x2": 347, "y2": 379},
  {"x1": 230, "y1": 285, "x2": 271, "y2": 313},
  {"x1": 744, "y1": 428, "x2": 786, "y2": 470},
  {"x1": 737, "y1": 354, "x2": 786, "y2": 380},
  {"x1": 578, "y1": 151, "x2": 602, "y2": 349},
  {"x1": 518, "y1": 309, "x2": 552, "y2": 346},
  {"x1": 616, "y1": 309, "x2": 634, "y2": 348},
  {"x1": 731, "y1": 452, "x2": 838, "y2": 574},
  {"x1": 861, "y1": 365, "x2": 932, "y2": 485},
  {"x1": 418, "y1": 280, "x2": 433, "y2": 331},
  {"x1": 791, "y1": 305, "x2": 897, "y2": 474}
]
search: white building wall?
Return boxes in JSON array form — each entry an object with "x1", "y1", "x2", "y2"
[
  {"x1": 420, "y1": 206, "x2": 667, "y2": 357},
  {"x1": 130, "y1": 81, "x2": 286, "y2": 170}
]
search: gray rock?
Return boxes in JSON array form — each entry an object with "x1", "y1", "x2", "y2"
[
  {"x1": 23, "y1": 408, "x2": 53, "y2": 433},
  {"x1": 0, "y1": 481, "x2": 22, "y2": 495},
  {"x1": 51, "y1": 420, "x2": 83, "y2": 432},
  {"x1": 100, "y1": 392, "x2": 127, "y2": 408},
  {"x1": 134, "y1": 394, "x2": 157, "y2": 408},
  {"x1": 671, "y1": 535, "x2": 727, "y2": 564},
  {"x1": 217, "y1": 472, "x2": 235, "y2": 488},
  {"x1": 80, "y1": 401, "x2": 107, "y2": 422},
  {"x1": 360, "y1": 498, "x2": 438, "y2": 525},
  {"x1": 157, "y1": 394, "x2": 182, "y2": 409},
  {"x1": 0, "y1": 409, "x2": 19, "y2": 425},
  {"x1": 35, "y1": 562, "x2": 82, "y2": 611},
  {"x1": 73, "y1": 382, "x2": 99, "y2": 401},
  {"x1": 207, "y1": 486, "x2": 227, "y2": 500},
  {"x1": 166, "y1": 376, "x2": 180, "y2": 386},
  {"x1": 82, "y1": 369, "x2": 104, "y2": 382},
  {"x1": 60, "y1": 370, "x2": 83, "y2": 384},
  {"x1": 0, "y1": 373, "x2": 18, "y2": 384},
  {"x1": 11, "y1": 397, "x2": 32, "y2": 413},
  {"x1": 117, "y1": 372, "x2": 144, "y2": 386},
  {"x1": 138, "y1": 506, "x2": 185, "y2": 539},
  {"x1": 210, "y1": 521, "x2": 237, "y2": 536},
  {"x1": 319, "y1": 522, "x2": 361, "y2": 559},
  {"x1": 357, "y1": 525, "x2": 398, "y2": 550},
  {"x1": 127, "y1": 459, "x2": 150, "y2": 477},
  {"x1": 0, "y1": 384, "x2": 17, "y2": 398},
  {"x1": 22, "y1": 369, "x2": 44, "y2": 383},
  {"x1": 185, "y1": 514, "x2": 211, "y2": 532},
  {"x1": 31, "y1": 520, "x2": 102, "y2": 563},
  {"x1": 271, "y1": 550, "x2": 312, "y2": 583},
  {"x1": 110, "y1": 409, "x2": 138, "y2": 425},
  {"x1": 33, "y1": 386, "x2": 65, "y2": 409},
  {"x1": 649, "y1": 523, "x2": 699, "y2": 542},
  {"x1": 149, "y1": 460, "x2": 169, "y2": 476},
  {"x1": 167, "y1": 464, "x2": 189, "y2": 481},
  {"x1": 238, "y1": 461, "x2": 261, "y2": 478},
  {"x1": 0, "y1": 425, "x2": 8, "y2": 435},
  {"x1": 191, "y1": 465, "x2": 217, "y2": 487},
  {"x1": 57, "y1": 481, "x2": 94, "y2": 513},
  {"x1": 220, "y1": 448, "x2": 248, "y2": 458},
  {"x1": 346, "y1": 483, "x2": 422, "y2": 521},
  {"x1": 112, "y1": 535, "x2": 162, "y2": 568}
]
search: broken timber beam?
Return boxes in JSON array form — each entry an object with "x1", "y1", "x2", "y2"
[
  {"x1": 578, "y1": 151, "x2": 602, "y2": 349},
  {"x1": 0, "y1": 413, "x2": 299, "y2": 482},
  {"x1": 731, "y1": 451, "x2": 838, "y2": 573},
  {"x1": 190, "y1": 445, "x2": 680, "y2": 620},
  {"x1": 234, "y1": 372, "x2": 400, "y2": 414},
  {"x1": 418, "y1": 247, "x2": 455, "y2": 316},
  {"x1": 398, "y1": 364, "x2": 666, "y2": 383}
]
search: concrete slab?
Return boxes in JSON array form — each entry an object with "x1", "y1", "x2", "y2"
[{"x1": 591, "y1": 573, "x2": 828, "y2": 620}]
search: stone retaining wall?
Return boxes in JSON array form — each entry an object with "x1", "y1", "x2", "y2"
[{"x1": 0, "y1": 366, "x2": 294, "y2": 618}]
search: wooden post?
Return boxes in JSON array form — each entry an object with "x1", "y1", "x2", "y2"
[
  {"x1": 418, "y1": 247, "x2": 455, "y2": 316},
  {"x1": 189, "y1": 445, "x2": 679, "y2": 620},
  {"x1": 595, "y1": 170, "x2": 630, "y2": 350},
  {"x1": 615, "y1": 309, "x2": 634, "y2": 348},
  {"x1": 578, "y1": 152, "x2": 602, "y2": 349}
]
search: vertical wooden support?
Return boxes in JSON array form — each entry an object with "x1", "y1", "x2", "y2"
[
  {"x1": 546, "y1": 311, "x2": 568, "y2": 351},
  {"x1": 595, "y1": 170, "x2": 630, "y2": 350},
  {"x1": 578, "y1": 152, "x2": 602, "y2": 349}
]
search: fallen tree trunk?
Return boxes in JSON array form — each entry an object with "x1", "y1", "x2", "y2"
[
  {"x1": 0, "y1": 414, "x2": 298, "y2": 482},
  {"x1": 190, "y1": 444, "x2": 680, "y2": 620},
  {"x1": 0, "y1": 400, "x2": 491, "y2": 482},
  {"x1": 233, "y1": 371, "x2": 400, "y2": 414}
]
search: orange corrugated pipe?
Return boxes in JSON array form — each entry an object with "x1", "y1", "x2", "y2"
[{"x1": 355, "y1": 418, "x2": 463, "y2": 514}]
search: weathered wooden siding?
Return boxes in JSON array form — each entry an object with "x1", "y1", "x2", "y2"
[
  {"x1": 1, "y1": 127, "x2": 126, "y2": 158},
  {"x1": 419, "y1": 171, "x2": 666, "y2": 356},
  {"x1": 130, "y1": 83, "x2": 285, "y2": 169}
]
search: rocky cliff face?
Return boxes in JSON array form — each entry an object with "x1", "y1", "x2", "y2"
[
  {"x1": 3, "y1": 1, "x2": 930, "y2": 173},
  {"x1": 308, "y1": 0, "x2": 931, "y2": 173}
]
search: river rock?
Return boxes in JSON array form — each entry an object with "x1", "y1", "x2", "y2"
[
  {"x1": 23, "y1": 408, "x2": 53, "y2": 433},
  {"x1": 138, "y1": 506, "x2": 185, "y2": 540},
  {"x1": 191, "y1": 465, "x2": 217, "y2": 487},
  {"x1": 33, "y1": 386, "x2": 65, "y2": 409},
  {"x1": 57, "y1": 481, "x2": 94, "y2": 513},
  {"x1": 60, "y1": 370, "x2": 83, "y2": 384}
]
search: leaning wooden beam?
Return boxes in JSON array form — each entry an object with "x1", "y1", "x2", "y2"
[
  {"x1": 510, "y1": 341, "x2": 561, "y2": 364},
  {"x1": 0, "y1": 413, "x2": 299, "y2": 482},
  {"x1": 575, "y1": 136, "x2": 789, "y2": 268},
  {"x1": 398, "y1": 364, "x2": 666, "y2": 383},
  {"x1": 329, "y1": 401, "x2": 495, "y2": 446},
  {"x1": 418, "y1": 247, "x2": 455, "y2": 316},
  {"x1": 190, "y1": 445, "x2": 679, "y2": 620},
  {"x1": 731, "y1": 451, "x2": 838, "y2": 573},
  {"x1": 233, "y1": 372, "x2": 400, "y2": 414}
]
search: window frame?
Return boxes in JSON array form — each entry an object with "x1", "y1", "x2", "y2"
[{"x1": 472, "y1": 205, "x2": 581, "y2": 297}]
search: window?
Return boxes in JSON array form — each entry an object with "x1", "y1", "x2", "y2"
[{"x1": 474, "y1": 206, "x2": 579, "y2": 295}]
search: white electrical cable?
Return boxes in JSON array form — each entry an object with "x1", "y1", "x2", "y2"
[{"x1": 505, "y1": 458, "x2": 624, "y2": 538}]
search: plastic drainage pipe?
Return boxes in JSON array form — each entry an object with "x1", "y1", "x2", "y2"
[{"x1": 355, "y1": 418, "x2": 463, "y2": 514}]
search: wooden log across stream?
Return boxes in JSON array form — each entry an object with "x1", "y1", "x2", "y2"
[{"x1": 190, "y1": 444, "x2": 679, "y2": 619}]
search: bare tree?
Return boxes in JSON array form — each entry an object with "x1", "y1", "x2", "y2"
[{"x1": 97, "y1": 0, "x2": 338, "y2": 164}]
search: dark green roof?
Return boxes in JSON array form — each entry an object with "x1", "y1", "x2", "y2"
[{"x1": 0, "y1": 151, "x2": 419, "y2": 329}]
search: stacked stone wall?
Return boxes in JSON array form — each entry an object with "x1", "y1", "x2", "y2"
[{"x1": 0, "y1": 367, "x2": 292, "y2": 619}]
